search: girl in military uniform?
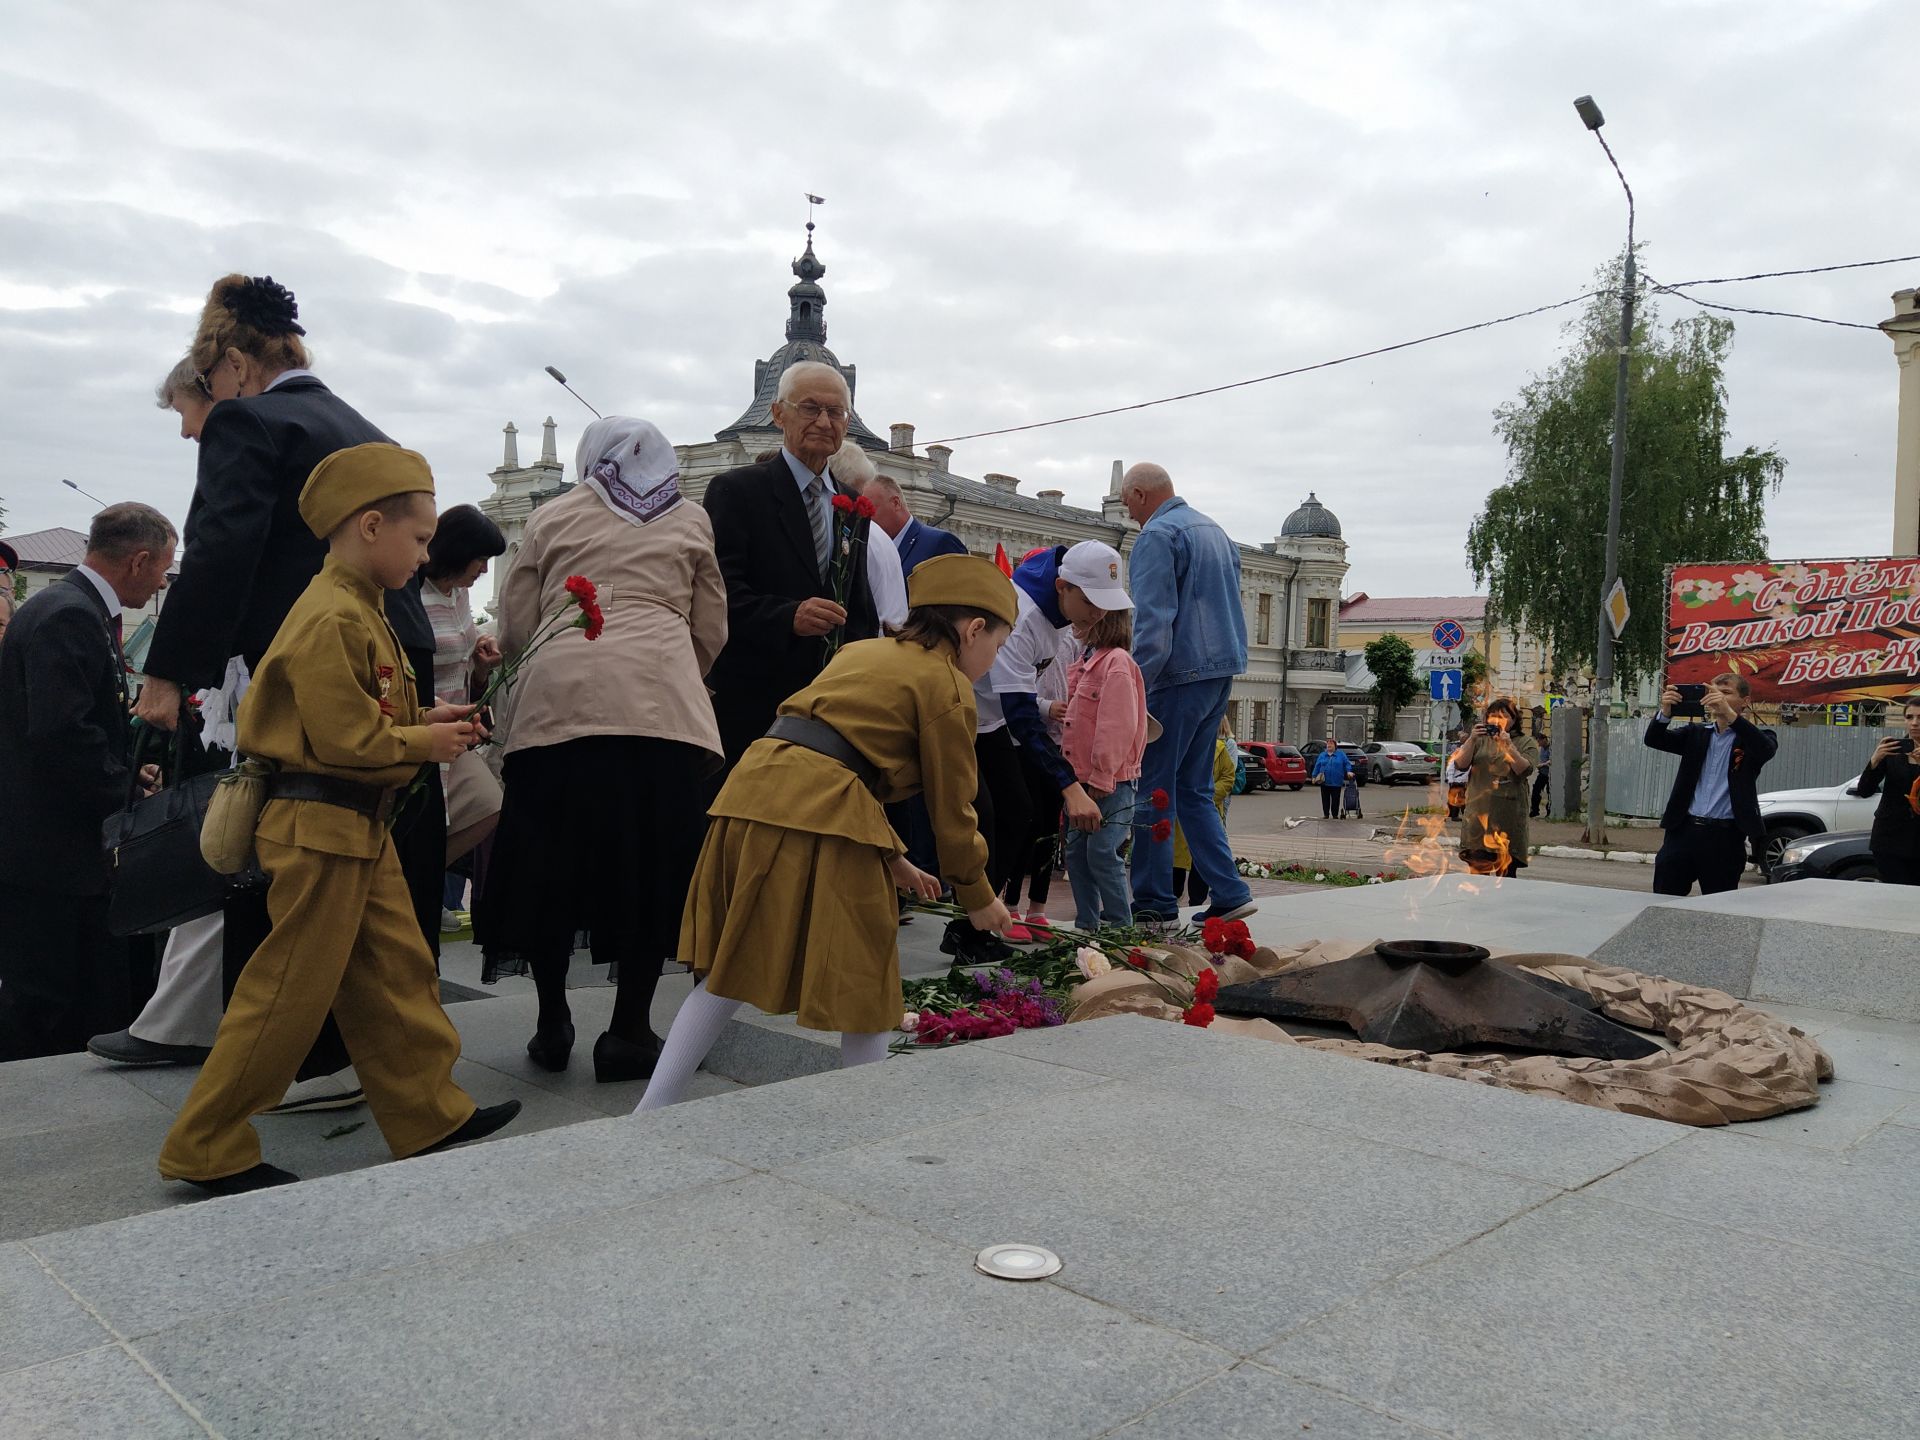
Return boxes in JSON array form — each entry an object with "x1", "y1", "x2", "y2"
[{"x1": 637, "y1": 554, "x2": 1017, "y2": 1110}]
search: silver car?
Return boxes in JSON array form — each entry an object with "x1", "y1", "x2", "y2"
[{"x1": 1361, "y1": 741, "x2": 1440, "y2": 785}]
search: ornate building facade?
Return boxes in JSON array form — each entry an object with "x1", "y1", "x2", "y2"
[{"x1": 480, "y1": 231, "x2": 1365, "y2": 744}]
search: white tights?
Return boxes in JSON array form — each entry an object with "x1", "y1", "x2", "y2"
[{"x1": 634, "y1": 982, "x2": 891, "y2": 1113}]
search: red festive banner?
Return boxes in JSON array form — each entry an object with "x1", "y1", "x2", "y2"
[{"x1": 1666, "y1": 558, "x2": 1920, "y2": 703}]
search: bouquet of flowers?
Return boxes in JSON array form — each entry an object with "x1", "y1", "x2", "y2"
[{"x1": 823, "y1": 493, "x2": 875, "y2": 662}]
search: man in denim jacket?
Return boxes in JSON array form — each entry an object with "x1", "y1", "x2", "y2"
[{"x1": 1121, "y1": 463, "x2": 1257, "y2": 924}]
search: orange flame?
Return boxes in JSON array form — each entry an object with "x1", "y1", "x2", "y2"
[{"x1": 1478, "y1": 827, "x2": 1513, "y2": 877}]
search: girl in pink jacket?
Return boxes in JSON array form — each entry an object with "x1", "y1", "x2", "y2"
[{"x1": 1057, "y1": 572, "x2": 1150, "y2": 931}]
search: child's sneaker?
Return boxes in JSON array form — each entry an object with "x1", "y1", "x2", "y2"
[
  {"x1": 1003, "y1": 920, "x2": 1035, "y2": 943},
  {"x1": 1024, "y1": 911, "x2": 1053, "y2": 939}
]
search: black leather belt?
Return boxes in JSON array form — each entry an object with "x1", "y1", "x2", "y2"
[
  {"x1": 269, "y1": 773, "x2": 395, "y2": 821},
  {"x1": 1681, "y1": 815, "x2": 1741, "y2": 831},
  {"x1": 766, "y1": 715, "x2": 883, "y2": 795}
]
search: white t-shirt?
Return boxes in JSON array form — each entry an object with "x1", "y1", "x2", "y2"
[
  {"x1": 866, "y1": 524, "x2": 908, "y2": 629},
  {"x1": 975, "y1": 587, "x2": 1071, "y2": 738}
]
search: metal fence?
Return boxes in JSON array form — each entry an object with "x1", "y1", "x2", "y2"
[{"x1": 1599, "y1": 719, "x2": 1884, "y2": 818}]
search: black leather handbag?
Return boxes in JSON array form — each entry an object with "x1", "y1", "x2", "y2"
[{"x1": 101, "y1": 711, "x2": 264, "y2": 936}]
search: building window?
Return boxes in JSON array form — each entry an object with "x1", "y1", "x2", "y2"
[
  {"x1": 1256, "y1": 592, "x2": 1272, "y2": 646},
  {"x1": 1307, "y1": 598, "x2": 1331, "y2": 649},
  {"x1": 1252, "y1": 700, "x2": 1270, "y2": 739}
]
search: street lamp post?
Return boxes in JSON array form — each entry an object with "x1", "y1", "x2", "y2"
[
  {"x1": 61, "y1": 478, "x2": 109, "y2": 506},
  {"x1": 1574, "y1": 94, "x2": 1635, "y2": 849}
]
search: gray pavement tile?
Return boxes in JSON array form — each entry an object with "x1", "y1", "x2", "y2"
[
  {"x1": 1734, "y1": 1078, "x2": 1915, "y2": 1152},
  {"x1": 635, "y1": 1041, "x2": 1107, "y2": 1169},
  {"x1": 1589, "y1": 906, "x2": 1763, "y2": 997},
  {"x1": 0, "y1": 1345, "x2": 203, "y2": 1439},
  {"x1": 0, "y1": 1245, "x2": 112, "y2": 1375},
  {"x1": 702, "y1": 1008, "x2": 841, "y2": 1086},
  {"x1": 0, "y1": 1116, "x2": 179, "y2": 1244},
  {"x1": 975, "y1": 1012, "x2": 1226, "y2": 1076},
  {"x1": 1751, "y1": 919, "x2": 1920, "y2": 1022},
  {"x1": 1111, "y1": 1364, "x2": 1438, "y2": 1438},
  {"x1": 1264, "y1": 1193, "x2": 1919, "y2": 1440},
  {"x1": 31, "y1": 1116, "x2": 747, "y2": 1338},
  {"x1": 132, "y1": 1174, "x2": 1227, "y2": 1440},
  {"x1": 0, "y1": 1055, "x2": 171, "y2": 1141},
  {"x1": 1587, "y1": 1127, "x2": 1920, "y2": 1275},
  {"x1": 1149, "y1": 1040, "x2": 1686, "y2": 1189},
  {"x1": 1806, "y1": 1015, "x2": 1920, "y2": 1094},
  {"x1": 780, "y1": 1087, "x2": 1556, "y2": 1354}
]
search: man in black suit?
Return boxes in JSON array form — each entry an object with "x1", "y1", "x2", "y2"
[
  {"x1": 1645, "y1": 672, "x2": 1777, "y2": 895},
  {"x1": 704, "y1": 360, "x2": 880, "y2": 769},
  {"x1": 0, "y1": 504, "x2": 177, "y2": 1059}
]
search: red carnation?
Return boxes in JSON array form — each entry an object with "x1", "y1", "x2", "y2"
[
  {"x1": 1150, "y1": 788, "x2": 1170, "y2": 810},
  {"x1": 1182, "y1": 1002, "x2": 1216, "y2": 1028},
  {"x1": 1193, "y1": 968, "x2": 1220, "y2": 1002},
  {"x1": 853, "y1": 495, "x2": 876, "y2": 520},
  {"x1": 1201, "y1": 917, "x2": 1227, "y2": 952},
  {"x1": 1126, "y1": 948, "x2": 1149, "y2": 969},
  {"x1": 581, "y1": 602, "x2": 605, "y2": 642},
  {"x1": 1150, "y1": 819, "x2": 1172, "y2": 843},
  {"x1": 564, "y1": 575, "x2": 597, "y2": 605},
  {"x1": 831, "y1": 493, "x2": 855, "y2": 514}
]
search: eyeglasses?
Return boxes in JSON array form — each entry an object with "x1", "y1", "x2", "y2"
[{"x1": 788, "y1": 400, "x2": 849, "y2": 423}]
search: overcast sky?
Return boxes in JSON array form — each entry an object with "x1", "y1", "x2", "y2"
[{"x1": 2, "y1": 0, "x2": 1913, "y2": 597}]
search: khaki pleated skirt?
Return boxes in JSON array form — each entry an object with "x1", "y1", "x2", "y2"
[{"x1": 681, "y1": 816, "x2": 900, "y2": 1034}]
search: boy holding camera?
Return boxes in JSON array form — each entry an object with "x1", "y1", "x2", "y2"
[{"x1": 1644, "y1": 673, "x2": 1777, "y2": 895}]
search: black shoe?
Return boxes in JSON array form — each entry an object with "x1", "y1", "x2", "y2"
[
  {"x1": 179, "y1": 1163, "x2": 300, "y2": 1197},
  {"x1": 593, "y1": 1031, "x2": 661, "y2": 1084},
  {"x1": 940, "y1": 920, "x2": 1014, "y2": 965},
  {"x1": 1193, "y1": 901, "x2": 1259, "y2": 924},
  {"x1": 526, "y1": 1021, "x2": 575, "y2": 1072},
  {"x1": 88, "y1": 1029, "x2": 211, "y2": 1068},
  {"x1": 418, "y1": 1100, "x2": 523, "y2": 1157}
]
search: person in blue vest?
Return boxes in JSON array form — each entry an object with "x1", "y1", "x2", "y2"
[{"x1": 1310, "y1": 740, "x2": 1353, "y2": 820}]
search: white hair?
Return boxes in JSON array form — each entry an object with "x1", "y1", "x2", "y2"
[
  {"x1": 831, "y1": 440, "x2": 878, "y2": 491},
  {"x1": 775, "y1": 360, "x2": 849, "y2": 405}
]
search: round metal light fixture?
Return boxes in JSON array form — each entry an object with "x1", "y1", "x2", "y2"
[{"x1": 974, "y1": 1244, "x2": 1062, "y2": 1281}]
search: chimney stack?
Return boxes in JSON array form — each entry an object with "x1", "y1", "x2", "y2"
[
  {"x1": 983, "y1": 473, "x2": 1019, "y2": 492},
  {"x1": 889, "y1": 422, "x2": 915, "y2": 454},
  {"x1": 540, "y1": 416, "x2": 558, "y2": 465},
  {"x1": 927, "y1": 444, "x2": 953, "y2": 473},
  {"x1": 499, "y1": 421, "x2": 519, "y2": 470},
  {"x1": 1037, "y1": 489, "x2": 1065, "y2": 505}
]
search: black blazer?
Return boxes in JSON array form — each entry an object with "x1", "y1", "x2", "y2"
[
  {"x1": 1856, "y1": 748, "x2": 1920, "y2": 860},
  {"x1": 145, "y1": 376, "x2": 390, "y2": 690},
  {"x1": 0, "y1": 572, "x2": 132, "y2": 894},
  {"x1": 703, "y1": 452, "x2": 879, "y2": 764},
  {"x1": 1644, "y1": 714, "x2": 1778, "y2": 851}
]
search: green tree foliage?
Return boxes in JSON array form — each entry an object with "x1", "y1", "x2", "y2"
[
  {"x1": 1364, "y1": 632, "x2": 1419, "y2": 739},
  {"x1": 1467, "y1": 258, "x2": 1783, "y2": 688}
]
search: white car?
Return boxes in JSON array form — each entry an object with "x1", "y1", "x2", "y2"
[{"x1": 1756, "y1": 779, "x2": 1877, "y2": 867}]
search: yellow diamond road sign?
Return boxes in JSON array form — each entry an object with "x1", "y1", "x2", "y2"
[{"x1": 1604, "y1": 579, "x2": 1630, "y2": 640}]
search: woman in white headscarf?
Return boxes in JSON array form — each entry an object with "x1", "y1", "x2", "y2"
[{"x1": 476, "y1": 417, "x2": 728, "y2": 1082}]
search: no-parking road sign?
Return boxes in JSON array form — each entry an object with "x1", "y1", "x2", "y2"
[{"x1": 1432, "y1": 619, "x2": 1466, "y2": 652}]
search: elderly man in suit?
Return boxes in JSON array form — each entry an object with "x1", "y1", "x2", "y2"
[
  {"x1": 0, "y1": 504, "x2": 176, "y2": 1059},
  {"x1": 704, "y1": 360, "x2": 880, "y2": 768},
  {"x1": 1645, "y1": 673, "x2": 1777, "y2": 894}
]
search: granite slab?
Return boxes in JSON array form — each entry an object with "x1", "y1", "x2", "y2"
[
  {"x1": 0, "y1": 1345, "x2": 204, "y2": 1440},
  {"x1": 0, "y1": 1244, "x2": 111, "y2": 1376}
]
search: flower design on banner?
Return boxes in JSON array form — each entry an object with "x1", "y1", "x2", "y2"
[{"x1": 1728, "y1": 569, "x2": 1766, "y2": 599}]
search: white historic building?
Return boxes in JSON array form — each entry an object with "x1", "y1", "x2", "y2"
[{"x1": 481, "y1": 231, "x2": 1364, "y2": 745}]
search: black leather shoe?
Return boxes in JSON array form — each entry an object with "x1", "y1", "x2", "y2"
[
  {"x1": 418, "y1": 1100, "x2": 523, "y2": 1156},
  {"x1": 179, "y1": 1163, "x2": 299, "y2": 1197},
  {"x1": 526, "y1": 1022, "x2": 575, "y2": 1072},
  {"x1": 939, "y1": 919, "x2": 1015, "y2": 965},
  {"x1": 88, "y1": 1029, "x2": 211, "y2": 1068},
  {"x1": 593, "y1": 1031, "x2": 661, "y2": 1084}
]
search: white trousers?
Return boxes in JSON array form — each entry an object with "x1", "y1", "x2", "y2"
[{"x1": 128, "y1": 911, "x2": 224, "y2": 1048}]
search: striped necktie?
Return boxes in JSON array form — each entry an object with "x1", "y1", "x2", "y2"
[{"x1": 806, "y1": 473, "x2": 832, "y2": 575}]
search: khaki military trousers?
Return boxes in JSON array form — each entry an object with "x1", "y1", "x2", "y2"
[{"x1": 159, "y1": 834, "x2": 473, "y2": 1182}]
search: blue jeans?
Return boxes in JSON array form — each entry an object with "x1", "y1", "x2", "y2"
[
  {"x1": 1066, "y1": 781, "x2": 1136, "y2": 931},
  {"x1": 1130, "y1": 677, "x2": 1252, "y2": 918}
]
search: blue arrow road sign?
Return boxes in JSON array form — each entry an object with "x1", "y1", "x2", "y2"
[{"x1": 1429, "y1": 669, "x2": 1463, "y2": 701}]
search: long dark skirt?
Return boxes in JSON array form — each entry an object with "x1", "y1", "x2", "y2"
[{"x1": 477, "y1": 735, "x2": 714, "y2": 983}]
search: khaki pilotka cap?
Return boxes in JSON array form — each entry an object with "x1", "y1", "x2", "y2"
[
  {"x1": 299, "y1": 443, "x2": 436, "y2": 539},
  {"x1": 905, "y1": 553, "x2": 1018, "y2": 626}
]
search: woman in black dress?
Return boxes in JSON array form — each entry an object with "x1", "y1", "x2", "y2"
[{"x1": 1856, "y1": 696, "x2": 1920, "y2": 885}]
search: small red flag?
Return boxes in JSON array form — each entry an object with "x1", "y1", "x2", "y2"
[{"x1": 993, "y1": 543, "x2": 1013, "y2": 578}]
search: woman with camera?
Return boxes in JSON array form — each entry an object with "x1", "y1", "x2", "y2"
[
  {"x1": 1856, "y1": 695, "x2": 1920, "y2": 886},
  {"x1": 1450, "y1": 697, "x2": 1537, "y2": 877}
]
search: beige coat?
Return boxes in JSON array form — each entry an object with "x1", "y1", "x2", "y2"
[{"x1": 496, "y1": 486, "x2": 727, "y2": 762}]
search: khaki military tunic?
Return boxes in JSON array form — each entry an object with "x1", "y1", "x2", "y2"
[
  {"x1": 683, "y1": 636, "x2": 991, "y2": 1034},
  {"x1": 1459, "y1": 730, "x2": 1539, "y2": 871},
  {"x1": 160, "y1": 557, "x2": 472, "y2": 1181}
]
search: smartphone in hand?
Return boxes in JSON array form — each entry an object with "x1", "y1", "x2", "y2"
[{"x1": 1671, "y1": 683, "x2": 1708, "y2": 719}]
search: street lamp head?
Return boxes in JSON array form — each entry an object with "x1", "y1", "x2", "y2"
[{"x1": 1573, "y1": 95, "x2": 1605, "y2": 131}]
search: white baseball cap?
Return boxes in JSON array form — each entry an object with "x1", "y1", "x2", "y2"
[{"x1": 1058, "y1": 540, "x2": 1131, "y2": 611}]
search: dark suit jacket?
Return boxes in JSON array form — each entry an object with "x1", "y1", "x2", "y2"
[
  {"x1": 1856, "y1": 749, "x2": 1920, "y2": 860},
  {"x1": 895, "y1": 516, "x2": 968, "y2": 577},
  {"x1": 145, "y1": 376, "x2": 391, "y2": 690},
  {"x1": 1644, "y1": 714, "x2": 1778, "y2": 854},
  {"x1": 703, "y1": 452, "x2": 879, "y2": 764},
  {"x1": 0, "y1": 572, "x2": 132, "y2": 894}
]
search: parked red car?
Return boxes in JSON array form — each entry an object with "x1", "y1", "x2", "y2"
[{"x1": 1238, "y1": 741, "x2": 1308, "y2": 791}]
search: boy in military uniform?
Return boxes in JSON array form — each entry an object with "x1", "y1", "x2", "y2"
[{"x1": 160, "y1": 444, "x2": 519, "y2": 1194}]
